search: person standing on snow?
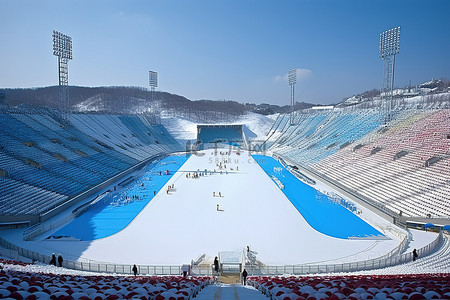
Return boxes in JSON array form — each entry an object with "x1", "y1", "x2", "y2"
[
  {"x1": 49, "y1": 253, "x2": 56, "y2": 266},
  {"x1": 242, "y1": 269, "x2": 248, "y2": 285},
  {"x1": 214, "y1": 256, "x2": 219, "y2": 273},
  {"x1": 57, "y1": 254, "x2": 63, "y2": 267}
]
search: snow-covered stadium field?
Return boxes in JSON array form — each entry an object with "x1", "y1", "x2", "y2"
[{"x1": 1, "y1": 149, "x2": 437, "y2": 267}]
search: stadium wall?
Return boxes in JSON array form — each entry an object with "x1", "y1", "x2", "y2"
[
  {"x1": 0, "y1": 216, "x2": 36, "y2": 229},
  {"x1": 196, "y1": 124, "x2": 244, "y2": 144}
]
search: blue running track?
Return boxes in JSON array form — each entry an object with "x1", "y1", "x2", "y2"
[
  {"x1": 252, "y1": 155, "x2": 383, "y2": 239},
  {"x1": 52, "y1": 155, "x2": 189, "y2": 241}
]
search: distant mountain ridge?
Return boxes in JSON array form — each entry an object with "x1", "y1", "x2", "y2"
[{"x1": 0, "y1": 85, "x2": 318, "y2": 116}]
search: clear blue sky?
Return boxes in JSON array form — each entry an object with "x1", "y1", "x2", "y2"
[{"x1": 1, "y1": 0, "x2": 449, "y2": 105}]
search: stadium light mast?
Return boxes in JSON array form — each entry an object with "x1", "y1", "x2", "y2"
[
  {"x1": 149, "y1": 71, "x2": 158, "y2": 103},
  {"x1": 288, "y1": 69, "x2": 297, "y2": 125},
  {"x1": 52, "y1": 30, "x2": 73, "y2": 127},
  {"x1": 379, "y1": 26, "x2": 400, "y2": 123}
]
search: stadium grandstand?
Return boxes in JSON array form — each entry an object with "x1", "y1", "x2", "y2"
[
  {"x1": 262, "y1": 108, "x2": 450, "y2": 224},
  {"x1": 0, "y1": 104, "x2": 449, "y2": 299},
  {"x1": 1, "y1": 1, "x2": 449, "y2": 297},
  {"x1": 0, "y1": 107, "x2": 182, "y2": 226}
]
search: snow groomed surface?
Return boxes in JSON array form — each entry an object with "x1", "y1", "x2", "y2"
[
  {"x1": 252, "y1": 154, "x2": 383, "y2": 239},
  {"x1": 27, "y1": 148, "x2": 401, "y2": 266},
  {"x1": 52, "y1": 154, "x2": 189, "y2": 240}
]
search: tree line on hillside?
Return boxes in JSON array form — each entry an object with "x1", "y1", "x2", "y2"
[
  {"x1": 0, "y1": 86, "x2": 317, "y2": 117},
  {"x1": 1, "y1": 78, "x2": 448, "y2": 115}
]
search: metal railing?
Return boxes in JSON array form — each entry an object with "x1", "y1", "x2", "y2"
[
  {"x1": 245, "y1": 231, "x2": 443, "y2": 276},
  {"x1": 23, "y1": 213, "x2": 75, "y2": 241},
  {"x1": 0, "y1": 236, "x2": 219, "y2": 275},
  {"x1": 0, "y1": 231, "x2": 443, "y2": 276}
]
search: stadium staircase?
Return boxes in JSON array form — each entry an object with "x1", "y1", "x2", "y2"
[
  {"x1": 195, "y1": 284, "x2": 268, "y2": 300},
  {"x1": 218, "y1": 273, "x2": 241, "y2": 284}
]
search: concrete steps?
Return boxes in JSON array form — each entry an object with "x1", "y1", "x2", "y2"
[
  {"x1": 219, "y1": 273, "x2": 241, "y2": 284},
  {"x1": 195, "y1": 284, "x2": 268, "y2": 300}
]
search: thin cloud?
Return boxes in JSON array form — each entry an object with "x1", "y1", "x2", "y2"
[
  {"x1": 273, "y1": 74, "x2": 285, "y2": 81},
  {"x1": 296, "y1": 68, "x2": 312, "y2": 80},
  {"x1": 273, "y1": 68, "x2": 312, "y2": 82}
]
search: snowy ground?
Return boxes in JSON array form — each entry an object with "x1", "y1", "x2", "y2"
[{"x1": 1, "y1": 149, "x2": 430, "y2": 268}]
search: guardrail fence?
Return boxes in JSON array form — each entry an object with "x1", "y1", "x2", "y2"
[{"x1": 0, "y1": 231, "x2": 443, "y2": 276}]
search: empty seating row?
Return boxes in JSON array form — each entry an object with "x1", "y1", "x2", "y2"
[
  {"x1": 0, "y1": 260, "x2": 213, "y2": 300},
  {"x1": 267, "y1": 110, "x2": 383, "y2": 165},
  {"x1": 0, "y1": 177, "x2": 68, "y2": 215},
  {"x1": 0, "y1": 110, "x2": 181, "y2": 216},
  {"x1": 309, "y1": 109, "x2": 450, "y2": 218}
]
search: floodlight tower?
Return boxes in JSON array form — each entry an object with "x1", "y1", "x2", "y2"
[
  {"x1": 52, "y1": 30, "x2": 73, "y2": 126},
  {"x1": 379, "y1": 26, "x2": 400, "y2": 122},
  {"x1": 147, "y1": 71, "x2": 159, "y2": 121},
  {"x1": 288, "y1": 69, "x2": 297, "y2": 125},
  {"x1": 149, "y1": 71, "x2": 158, "y2": 103}
]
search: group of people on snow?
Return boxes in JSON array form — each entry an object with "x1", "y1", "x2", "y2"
[
  {"x1": 166, "y1": 183, "x2": 175, "y2": 194},
  {"x1": 49, "y1": 253, "x2": 63, "y2": 267}
]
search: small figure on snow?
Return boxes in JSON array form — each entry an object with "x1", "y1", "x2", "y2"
[
  {"x1": 181, "y1": 264, "x2": 189, "y2": 277},
  {"x1": 242, "y1": 269, "x2": 248, "y2": 285},
  {"x1": 214, "y1": 256, "x2": 219, "y2": 273},
  {"x1": 57, "y1": 254, "x2": 63, "y2": 267},
  {"x1": 413, "y1": 249, "x2": 418, "y2": 261},
  {"x1": 49, "y1": 253, "x2": 56, "y2": 266}
]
